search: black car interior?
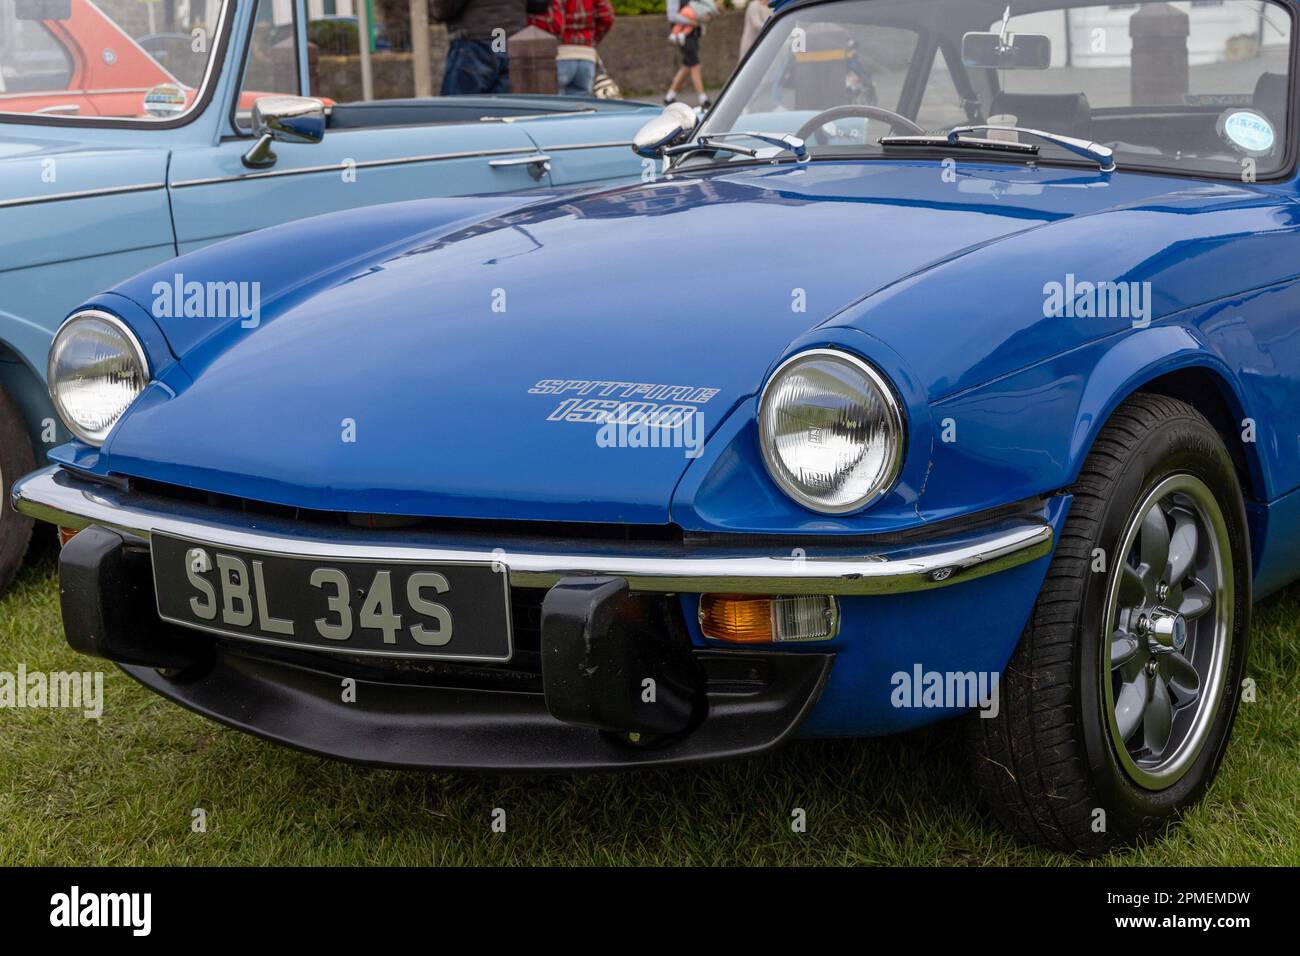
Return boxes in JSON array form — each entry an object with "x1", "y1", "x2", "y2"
[
  {"x1": 987, "y1": 91, "x2": 1093, "y2": 137},
  {"x1": 326, "y1": 96, "x2": 624, "y2": 130},
  {"x1": 921, "y1": 0, "x2": 1293, "y2": 173}
]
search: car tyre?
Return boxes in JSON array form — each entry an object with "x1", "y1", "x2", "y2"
[
  {"x1": 967, "y1": 394, "x2": 1251, "y2": 854},
  {"x1": 0, "y1": 386, "x2": 36, "y2": 598}
]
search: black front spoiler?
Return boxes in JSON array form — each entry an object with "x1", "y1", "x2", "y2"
[
  {"x1": 123, "y1": 649, "x2": 833, "y2": 772},
  {"x1": 63, "y1": 524, "x2": 834, "y2": 771}
]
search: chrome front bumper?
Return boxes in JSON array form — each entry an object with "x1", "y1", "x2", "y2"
[{"x1": 12, "y1": 466, "x2": 1054, "y2": 596}]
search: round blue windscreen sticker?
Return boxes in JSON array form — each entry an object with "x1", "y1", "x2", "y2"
[
  {"x1": 143, "y1": 84, "x2": 187, "y2": 119},
  {"x1": 1219, "y1": 109, "x2": 1276, "y2": 156}
]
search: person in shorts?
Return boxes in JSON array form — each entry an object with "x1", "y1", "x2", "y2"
[{"x1": 664, "y1": 0, "x2": 715, "y2": 110}]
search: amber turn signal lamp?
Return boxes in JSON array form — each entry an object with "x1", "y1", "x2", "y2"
[
  {"x1": 58, "y1": 527, "x2": 81, "y2": 547},
  {"x1": 699, "y1": 594, "x2": 776, "y2": 644},
  {"x1": 699, "y1": 593, "x2": 840, "y2": 644}
]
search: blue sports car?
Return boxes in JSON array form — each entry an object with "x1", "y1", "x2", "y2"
[{"x1": 14, "y1": 0, "x2": 1299, "y2": 853}]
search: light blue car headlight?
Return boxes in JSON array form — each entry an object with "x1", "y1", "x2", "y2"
[
  {"x1": 48, "y1": 310, "x2": 151, "y2": 447},
  {"x1": 758, "y1": 348, "x2": 905, "y2": 515}
]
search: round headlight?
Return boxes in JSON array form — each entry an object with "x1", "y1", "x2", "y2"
[
  {"x1": 759, "y1": 349, "x2": 904, "y2": 514},
  {"x1": 48, "y1": 310, "x2": 150, "y2": 446}
]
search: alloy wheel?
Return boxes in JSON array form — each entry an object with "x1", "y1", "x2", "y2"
[{"x1": 1102, "y1": 473, "x2": 1233, "y2": 790}]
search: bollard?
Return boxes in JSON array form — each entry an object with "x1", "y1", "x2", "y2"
[
  {"x1": 271, "y1": 34, "x2": 297, "y2": 97},
  {"x1": 307, "y1": 41, "x2": 320, "y2": 97},
  {"x1": 508, "y1": 25, "x2": 558, "y2": 95},
  {"x1": 1130, "y1": 2, "x2": 1189, "y2": 106},
  {"x1": 794, "y1": 25, "x2": 851, "y2": 111}
]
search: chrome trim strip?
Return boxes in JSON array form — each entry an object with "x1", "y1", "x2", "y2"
[
  {"x1": 171, "y1": 147, "x2": 544, "y2": 188},
  {"x1": 544, "y1": 141, "x2": 633, "y2": 151},
  {"x1": 14, "y1": 467, "x2": 1055, "y2": 596},
  {"x1": 0, "y1": 182, "x2": 166, "y2": 210},
  {"x1": 0, "y1": 88, "x2": 153, "y2": 99},
  {"x1": 483, "y1": 109, "x2": 598, "y2": 123}
]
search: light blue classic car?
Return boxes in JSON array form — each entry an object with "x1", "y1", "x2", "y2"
[{"x1": 0, "y1": 0, "x2": 658, "y2": 593}]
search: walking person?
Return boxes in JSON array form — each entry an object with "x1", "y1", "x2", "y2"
[
  {"x1": 434, "y1": 0, "x2": 528, "y2": 95},
  {"x1": 530, "y1": 0, "x2": 616, "y2": 96},
  {"x1": 664, "y1": 0, "x2": 716, "y2": 110}
]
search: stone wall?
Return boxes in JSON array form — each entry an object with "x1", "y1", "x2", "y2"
[
  {"x1": 594, "y1": 11, "x2": 746, "y2": 94},
  {"x1": 314, "y1": 12, "x2": 745, "y2": 102}
]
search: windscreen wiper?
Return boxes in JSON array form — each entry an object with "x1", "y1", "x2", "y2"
[
  {"x1": 880, "y1": 125, "x2": 1116, "y2": 172},
  {"x1": 666, "y1": 131, "x2": 809, "y2": 164}
]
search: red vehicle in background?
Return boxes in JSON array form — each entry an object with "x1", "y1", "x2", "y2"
[{"x1": 0, "y1": 0, "x2": 284, "y2": 118}]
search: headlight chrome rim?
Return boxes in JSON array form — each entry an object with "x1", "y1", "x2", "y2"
[
  {"x1": 758, "y1": 348, "x2": 905, "y2": 515},
  {"x1": 48, "y1": 309, "x2": 151, "y2": 447}
]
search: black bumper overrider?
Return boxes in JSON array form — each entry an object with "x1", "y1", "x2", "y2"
[{"x1": 59, "y1": 525, "x2": 833, "y2": 771}]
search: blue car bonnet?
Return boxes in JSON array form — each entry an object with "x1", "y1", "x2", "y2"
[{"x1": 98, "y1": 161, "x2": 1225, "y2": 524}]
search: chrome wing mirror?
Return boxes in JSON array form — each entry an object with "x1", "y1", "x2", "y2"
[
  {"x1": 242, "y1": 95, "x2": 327, "y2": 169},
  {"x1": 632, "y1": 102, "x2": 699, "y2": 159}
]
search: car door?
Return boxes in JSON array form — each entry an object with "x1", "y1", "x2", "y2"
[
  {"x1": 515, "y1": 108, "x2": 656, "y2": 189},
  {"x1": 168, "y1": 119, "x2": 551, "y2": 253},
  {"x1": 167, "y1": 0, "x2": 551, "y2": 253}
]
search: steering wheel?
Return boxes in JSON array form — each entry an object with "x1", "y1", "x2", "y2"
[{"x1": 795, "y1": 105, "x2": 925, "y2": 146}]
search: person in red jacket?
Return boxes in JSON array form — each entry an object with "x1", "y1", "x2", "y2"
[{"x1": 529, "y1": 0, "x2": 615, "y2": 96}]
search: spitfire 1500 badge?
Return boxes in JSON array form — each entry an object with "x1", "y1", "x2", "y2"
[{"x1": 530, "y1": 379, "x2": 720, "y2": 458}]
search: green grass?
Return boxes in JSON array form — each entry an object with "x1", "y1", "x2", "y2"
[{"x1": 1, "y1": 554, "x2": 1296, "y2": 866}]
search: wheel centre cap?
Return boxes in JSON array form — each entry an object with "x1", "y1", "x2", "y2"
[{"x1": 1146, "y1": 607, "x2": 1187, "y2": 653}]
